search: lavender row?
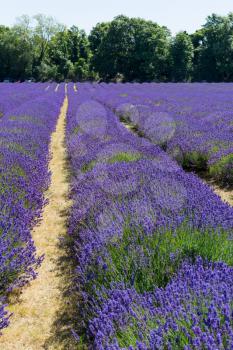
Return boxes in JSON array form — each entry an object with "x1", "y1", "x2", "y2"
[
  {"x1": 90, "y1": 258, "x2": 233, "y2": 349},
  {"x1": 93, "y1": 83, "x2": 233, "y2": 186},
  {"x1": 0, "y1": 84, "x2": 64, "y2": 332},
  {"x1": 66, "y1": 83, "x2": 233, "y2": 349},
  {"x1": 0, "y1": 83, "x2": 48, "y2": 118}
]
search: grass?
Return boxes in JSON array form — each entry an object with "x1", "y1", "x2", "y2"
[
  {"x1": 209, "y1": 154, "x2": 233, "y2": 185},
  {"x1": 107, "y1": 152, "x2": 141, "y2": 164},
  {"x1": 117, "y1": 322, "x2": 140, "y2": 348},
  {"x1": 81, "y1": 160, "x2": 96, "y2": 173},
  {"x1": 72, "y1": 126, "x2": 80, "y2": 135},
  {"x1": 11, "y1": 165, "x2": 26, "y2": 178},
  {"x1": 79, "y1": 222, "x2": 233, "y2": 348},
  {"x1": 84, "y1": 222, "x2": 233, "y2": 296},
  {"x1": 6, "y1": 142, "x2": 34, "y2": 157},
  {"x1": 181, "y1": 151, "x2": 208, "y2": 171},
  {"x1": 81, "y1": 152, "x2": 142, "y2": 173},
  {"x1": 9, "y1": 115, "x2": 34, "y2": 122},
  {"x1": 115, "y1": 308, "x2": 200, "y2": 349}
]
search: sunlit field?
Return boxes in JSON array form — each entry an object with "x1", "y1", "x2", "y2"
[{"x1": 0, "y1": 82, "x2": 232, "y2": 349}]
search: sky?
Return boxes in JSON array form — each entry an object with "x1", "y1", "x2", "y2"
[{"x1": 1, "y1": 0, "x2": 233, "y2": 34}]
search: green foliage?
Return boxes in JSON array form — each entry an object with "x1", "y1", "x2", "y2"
[
  {"x1": 47, "y1": 26, "x2": 91, "y2": 81},
  {"x1": 90, "y1": 15, "x2": 171, "y2": 82},
  {"x1": 107, "y1": 152, "x2": 142, "y2": 164},
  {"x1": 0, "y1": 25, "x2": 32, "y2": 81},
  {"x1": 170, "y1": 31, "x2": 194, "y2": 82},
  {"x1": 81, "y1": 160, "x2": 96, "y2": 173},
  {"x1": 32, "y1": 13, "x2": 64, "y2": 78},
  {"x1": 11, "y1": 165, "x2": 26, "y2": 178},
  {"x1": 85, "y1": 223, "x2": 233, "y2": 295},
  {"x1": 0, "y1": 15, "x2": 91, "y2": 82},
  {"x1": 72, "y1": 126, "x2": 80, "y2": 135},
  {"x1": 209, "y1": 154, "x2": 233, "y2": 184},
  {"x1": 2, "y1": 12, "x2": 233, "y2": 82},
  {"x1": 81, "y1": 152, "x2": 141, "y2": 173},
  {"x1": 181, "y1": 151, "x2": 208, "y2": 171},
  {"x1": 89, "y1": 22, "x2": 110, "y2": 54},
  {"x1": 193, "y1": 13, "x2": 233, "y2": 82}
]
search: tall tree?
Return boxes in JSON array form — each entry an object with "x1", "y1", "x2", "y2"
[
  {"x1": 197, "y1": 13, "x2": 233, "y2": 81},
  {"x1": 32, "y1": 14, "x2": 64, "y2": 78},
  {"x1": 89, "y1": 22, "x2": 110, "y2": 55},
  {"x1": 170, "y1": 31, "x2": 194, "y2": 82},
  {"x1": 190, "y1": 29, "x2": 205, "y2": 81},
  {"x1": 129, "y1": 19, "x2": 171, "y2": 81},
  {"x1": 91, "y1": 15, "x2": 171, "y2": 82},
  {"x1": 47, "y1": 26, "x2": 91, "y2": 81},
  {"x1": 91, "y1": 16, "x2": 134, "y2": 80},
  {"x1": 89, "y1": 22, "x2": 110, "y2": 79},
  {"x1": 0, "y1": 25, "x2": 32, "y2": 81},
  {"x1": 68, "y1": 26, "x2": 90, "y2": 63}
]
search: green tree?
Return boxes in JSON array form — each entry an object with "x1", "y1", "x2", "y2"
[
  {"x1": 91, "y1": 16, "x2": 135, "y2": 80},
  {"x1": 67, "y1": 26, "x2": 91, "y2": 80},
  {"x1": 190, "y1": 29, "x2": 205, "y2": 81},
  {"x1": 89, "y1": 21, "x2": 111, "y2": 79},
  {"x1": 0, "y1": 25, "x2": 32, "y2": 81},
  {"x1": 32, "y1": 14, "x2": 64, "y2": 78},
  {"x1": 129, "y1": 19, "x2": 171, "y2": 81},
  {"x1": 170, "y1": 31, "x2": 194, "y2": 81},
  {"x1": 68, "y1": 26, "x2": 90, "y2": 62},
  {"x1": 197, "y1": 13, "x2": 233, "y2": 81},
  {"x1": 47, "y1": 26, "x2": 91, "y2": 81},
  {"x1": 47, "y1": 29, "x2": 70, "y2": 81},
  {"x1": 89, "y1": 22, "x2": 110, "y2": 54},
  {"x1": 3, "y1": 11, "x2": 233, "y2": 82},
  {"x1": 91, "y1": 15, "x2": 171, "y2": 82}
]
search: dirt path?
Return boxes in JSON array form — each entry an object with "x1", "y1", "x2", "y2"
[
  {"x1": 0, "y1": 96, "x2": 75, "y2": 349},
  {"x1": 206, "y1": 182, "x2": 233, "y2": 207},
  {"x1": 215, "y1": 188, "x2": 233, "y2": 206}
]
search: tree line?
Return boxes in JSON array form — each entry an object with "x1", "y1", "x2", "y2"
[{"x1": 1, "y1": 13, "x2": 233, "y2": 82}]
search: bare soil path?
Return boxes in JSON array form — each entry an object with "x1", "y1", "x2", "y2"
[
  {"x1": 206, "y1": 181, "x2": 233, "y2": 207},
  {"x1": 0, "y1": 96, "x2": 76, "y2": 349}
]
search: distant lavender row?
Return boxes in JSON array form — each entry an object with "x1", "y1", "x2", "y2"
[
  {"x1": 0, "y1": 83, "x2": 48, "y2": 117},
  {"x1": 66, "y1": 83, "x2": 233, "y2": 349},
  {"x1": 0, "y1": 83, "x2": 64, "y2": 332},
  {"x1": 93, "y1": 83, "x2": 233, "y2": 185}
]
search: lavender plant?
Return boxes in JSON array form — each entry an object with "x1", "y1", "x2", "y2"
[{"x1": 90, "y1": 258, "x2": 233, "y2": 349}]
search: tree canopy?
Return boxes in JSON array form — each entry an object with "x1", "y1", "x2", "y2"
[{"x1": 1, "y1": 12, "x2": 233, "y2": 82}]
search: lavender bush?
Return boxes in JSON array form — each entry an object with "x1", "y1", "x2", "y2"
[{"x1": 90, "y1": 258, "x2": 233, "y2": 350}]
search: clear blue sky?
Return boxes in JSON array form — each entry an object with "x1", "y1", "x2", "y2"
[{"x1": 1, "y1": 0, "x2": 233, "y2": 34}]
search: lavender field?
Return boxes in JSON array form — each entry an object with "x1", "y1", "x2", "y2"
[{"x1": 1, "y1": 83, "x2": 233, "y2": 349}]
